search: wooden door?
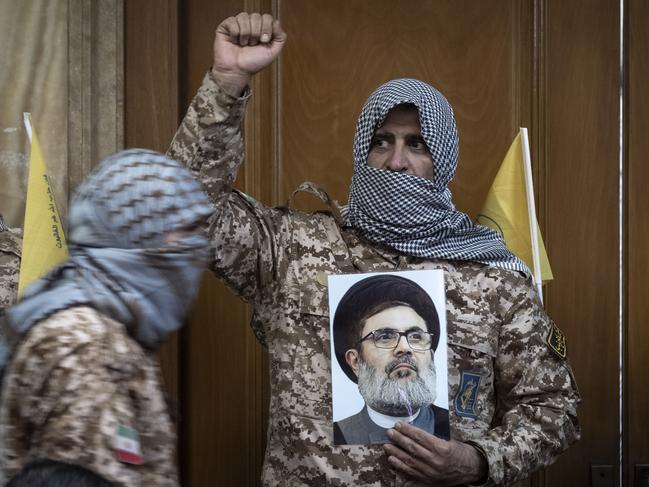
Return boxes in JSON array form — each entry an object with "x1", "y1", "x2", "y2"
[{"x1": 124, "y1": 1, "x2": 640, "y2": 485}]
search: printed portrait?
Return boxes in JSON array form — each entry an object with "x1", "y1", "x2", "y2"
[{"x1": 328, "y1": 270, "x2": 449, "y2": 445}]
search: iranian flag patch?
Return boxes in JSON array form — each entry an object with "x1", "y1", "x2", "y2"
[{"x1": 114, "y1": 424, "x2": 143, "y2": 465}]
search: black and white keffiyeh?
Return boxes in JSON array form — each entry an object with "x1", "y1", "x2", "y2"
[{"x1": 344, "y1": 78, "x2": 529, "y2": 274}]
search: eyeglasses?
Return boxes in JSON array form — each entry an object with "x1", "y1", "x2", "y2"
[{"x1": 359, "y1": 328, "x2": 434, "y2": 351}]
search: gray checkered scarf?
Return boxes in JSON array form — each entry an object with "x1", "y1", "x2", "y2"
[
  {"x1": 2, "y1": 149, "x2": 212, "y2": 368},
  {"x1": 344, "y1": 78, "x2": 529, "y2": 274}
]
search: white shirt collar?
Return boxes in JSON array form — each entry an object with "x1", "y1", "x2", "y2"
[{"x1": 366, "y1": 404, "x2": 421, "y2": 429}]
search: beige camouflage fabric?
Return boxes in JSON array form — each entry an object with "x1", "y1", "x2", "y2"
[
  {"x1": 168, "y1": 72, "x2": 581, "y2": 486},
  {"x1": 0, "y1": 306, "x2": 178, "y2": 486},
  {"x1": 0, "y1": 220, "x2": 21, "y2": 314}
]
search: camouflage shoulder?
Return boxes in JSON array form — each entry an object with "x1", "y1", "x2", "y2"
[
  {"x1": 0, "y1": 229, "x2": 22, "y2": 258},
  {"x1": 477, "y1": 262, "x2": 533, "y2": 287},
  {"x1": 448, "y1": 260, "x2": 528, "y2": 283},
  {"x1": 448, "y1": 261, "x2": 538, "y2": 309}
]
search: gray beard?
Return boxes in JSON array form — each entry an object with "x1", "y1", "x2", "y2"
[{"x1": 356, "y1": 354, "x2": 437, "y2": 417}]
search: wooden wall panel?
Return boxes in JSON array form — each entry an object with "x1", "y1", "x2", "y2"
[
  {"x1": 180, "y1": 1, "x2": 272, "y2": 485},
  {"x1": 125, "y1": 0, "x2": 178, "y2": 151},
  {"x1": 627, "y1": 0, "x2": 649, "y2": 484},
  {"x1": 544, "y1": 0, "x2": 620, "y2": 485},
  {"x1": 279, "y1": 0, "x2": 530, "y2": 219}
]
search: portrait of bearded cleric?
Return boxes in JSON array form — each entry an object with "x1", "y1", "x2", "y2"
[{"x1": 329, "y1": 272, "x2": 449, "y2": 445}]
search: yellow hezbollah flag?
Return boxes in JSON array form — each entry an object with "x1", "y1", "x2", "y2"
[
  {"x1": 18, "y1": 113, "x2": 68, "y2": 295},
  {"x1": 477, "y1": 129, "x2": 553, "y2": 288}
]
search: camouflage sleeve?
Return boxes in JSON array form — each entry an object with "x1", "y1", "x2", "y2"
[
  {"x1": 469, "y1": 282, "x2": 581, "y2": 486},
  {"x1": 0, "y1": 229, "x2": 21, "y2": 314},
  {"x1": 168, "y1": 71, "x2": 250, "y2": 203},
  {"x1": 168, "y1": 72, "x2": 289, "y2": 305}
]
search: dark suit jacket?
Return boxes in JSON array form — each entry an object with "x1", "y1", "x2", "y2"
[{"x1": 333, "y1": 404, "x2": 450, "y2": 445}]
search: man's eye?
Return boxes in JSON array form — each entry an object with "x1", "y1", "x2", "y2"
[
  {"x1": 375, "y1": 331, "x2": 396, "y2": 341},
  {"x1": 409, "y1": 139, "x2": 427, "y2": 150},
  {"x1": 408, "y1": 331, "x2": 424, "y2": 341},
  {"x1": 370, "y1": 138, "x2": 389, "y2": 149}
]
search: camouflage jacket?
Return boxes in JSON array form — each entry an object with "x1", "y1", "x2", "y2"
[
  {"x1": 0, "y1": 223, "x2": 21, "y2": 314},
  {"x1": 168, "y1": 73, "x2": 580, "y2": 486},
  {"x1": 0, "y1": 306, "x2": 179, "y2": 486}
]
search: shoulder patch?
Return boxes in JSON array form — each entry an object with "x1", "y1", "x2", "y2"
[
  {"x1": 455, "y1": 371, "x2": 481, "y2": 418},
  {"x1": 546, "y1": 322, "x2": 567, "y2": 359}
]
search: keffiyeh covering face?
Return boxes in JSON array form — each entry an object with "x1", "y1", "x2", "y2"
[
  {"x1": 3, "y1": 149, "x2": 212, "y2": 367},
  {"x1": 344, "y1": 78, "x2": 529, "y2": 274}
]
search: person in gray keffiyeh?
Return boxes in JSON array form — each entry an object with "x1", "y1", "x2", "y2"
[
  {"x1": 2, "y1": 148, "x2": 212, "y2": 363},
  {"x1": 0, "y1": 149, "x2": 211, "y2": 485}
]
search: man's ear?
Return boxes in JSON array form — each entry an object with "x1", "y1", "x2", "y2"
[{"x1": 345, "y1": 349, "x2": 361, "y2": 376}]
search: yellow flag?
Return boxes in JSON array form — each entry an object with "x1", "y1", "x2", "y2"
[
  {"x1": 476, "y1": 131, "x2": 553, "y2": 283},
  {"x1": 18, "y1": 114, "x2": 68, "y2": 295}
]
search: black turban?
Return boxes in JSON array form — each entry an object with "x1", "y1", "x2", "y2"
[{"x1": 333, "y1": 274, "x2": 440, "y2": 383}]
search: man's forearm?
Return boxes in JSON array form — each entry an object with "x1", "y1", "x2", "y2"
[
  {"x1": 168, "y1": 71, "x2": 249, "y2": 204},
  {"x1": 463, "y1": 443, "x2": 489, "y2": 485},
  {"x1": 167, "y1": 68, "x2": 287, "y2": 305}
]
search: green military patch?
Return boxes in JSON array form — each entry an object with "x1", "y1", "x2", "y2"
[{"x1": 546, "y1": 322, "x2": 567, "y2": 359}]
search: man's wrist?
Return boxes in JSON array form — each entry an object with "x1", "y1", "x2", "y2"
[
  {"x1": 464, "y1": 442, "x2": 490, "y2": 486},
  {"x1": 209, "y1": 68, "x2": 251, "y2": 98}
]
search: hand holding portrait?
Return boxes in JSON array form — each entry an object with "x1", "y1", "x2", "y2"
[{"x1": 384, "y1": 421, "x2": 488, "y2": 486}]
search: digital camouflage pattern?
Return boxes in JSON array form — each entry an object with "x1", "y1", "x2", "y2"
[
  {"x1": 168, "y1": 73, "x2": 581, "y2": 486},
  {"x1": 0, "y1": 221, "x2": 21, "y2": 314},
  {"x1": 0, "y1": 306, "x2": 178, "y2": 486}
]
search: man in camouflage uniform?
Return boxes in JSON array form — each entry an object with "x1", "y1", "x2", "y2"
[
  {"x1": 0, "y1": 214, "x2": 21, "y2": 316},
  {"x1": 0, "y1": 150, "x2": 212, "y2": 486},
  {"x1": 169, "y1": 12, "x2": 580, "y2": 486}
]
